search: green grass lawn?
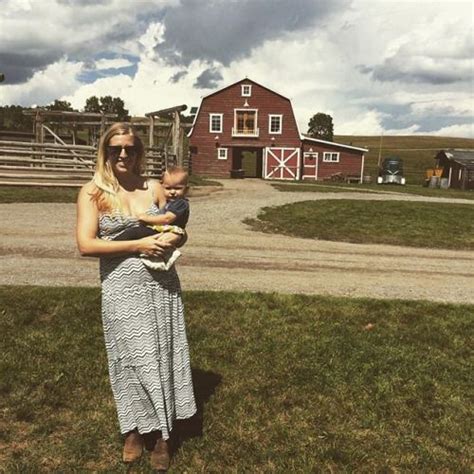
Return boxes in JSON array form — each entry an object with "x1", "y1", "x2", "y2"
[
  {"x1": 0, "y1": 186, "x2": 80, "y2": 203},
  {"x1": 272, "y1": 181, "x2": 474, "y2": 200},
  {"x1": 1, "y1": 287, "x2": 472, "y2": 472},
  {"x1": 245, "y1": 200, "x2": 474, "y2": 250},
  {"x1": 0, "y1": 177, "x2": 221, "y2": 204}
]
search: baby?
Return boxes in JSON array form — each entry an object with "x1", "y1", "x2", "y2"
[{"x1": 113, "y1": 166, "x2": 189, "y2": 271}]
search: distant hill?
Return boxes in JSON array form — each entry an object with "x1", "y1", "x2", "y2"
[{"x1": 334, "y1": 135, "x2": 474, "y2": 184}]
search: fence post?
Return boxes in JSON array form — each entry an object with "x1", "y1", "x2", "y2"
[{"x1": 149, "y1": 116, "x2": 154, "y2": 148}]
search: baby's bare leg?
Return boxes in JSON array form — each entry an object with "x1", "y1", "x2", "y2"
[{"x1": 157, "y1": 232, "x2": 183, "y2": 246}]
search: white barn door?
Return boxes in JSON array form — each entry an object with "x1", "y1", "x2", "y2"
[{"x1": 263, "y1": 147, "x2": 301, "y2": 180}]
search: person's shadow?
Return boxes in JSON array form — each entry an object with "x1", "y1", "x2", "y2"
[{"x1": 173, "y1": 367, "x2": 222, "y2": 450}]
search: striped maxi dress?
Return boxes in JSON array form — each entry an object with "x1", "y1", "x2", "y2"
[{"x1": 98, "y1": 204, "x2": 196, "y2": 438}]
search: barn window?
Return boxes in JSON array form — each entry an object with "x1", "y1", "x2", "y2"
[
  {"x1": 323, "y1": 152, "x2": 340, "y2": 163},
  {"x1": 209, "y1": 113, "x2": 223, "y2": 133},
  {"x1": 217, "y1": 147, "x2": 228, "y2": 160},
  {"x1": 233, "y1": 109, "x2": 259, "y2": 136},
  {"x1": 241, "y1": 84, "x2": 252, "y2": 97},
  {"x1": 269, "y1": 114, "x2": 283, "y2": 134}
]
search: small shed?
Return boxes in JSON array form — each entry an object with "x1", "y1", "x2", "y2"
[{"x1": 435, "y1": 149, "x2": 474, "y2": 190}]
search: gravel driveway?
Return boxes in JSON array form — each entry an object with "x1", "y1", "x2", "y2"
[{"x1": 1, "y1": 179, "x2": 473, "y2": 304}]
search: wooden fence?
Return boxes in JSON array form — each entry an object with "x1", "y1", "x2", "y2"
[{"x1": 0, "y1": 140, "x2": 168, "y2": 187}]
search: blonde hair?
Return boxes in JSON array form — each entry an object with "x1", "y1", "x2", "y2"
[
  {"x1": 90, "y1": 122, "x2": 145, "y2": 212},
  {"x1": 163, "y1": 165, "x2": 189, "y2": 185}
]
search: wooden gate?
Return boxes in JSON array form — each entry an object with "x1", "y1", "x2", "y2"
[
  {"x1": 263, "y1": 147, "x2": 300, "y2": 180},
  {"x1": 0, "y1": 140, "x2": 167, "y2": 186}
]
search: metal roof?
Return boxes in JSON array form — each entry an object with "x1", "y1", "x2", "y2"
[{"x1": 437, "y1": 149, "x2": 474, "y2": 169}]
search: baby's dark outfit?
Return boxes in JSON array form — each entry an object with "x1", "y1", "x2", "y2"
[
  {"x1": 113, "y1": 198, "x2": 189, "y2": 241},
  {"x1": 112, "y1": 198, "x2": 189, "y2": 271}
]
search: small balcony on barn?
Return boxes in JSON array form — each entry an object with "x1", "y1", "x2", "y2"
[{"x1": 232, "y1": 109, "x2": 259, "y2": 137}]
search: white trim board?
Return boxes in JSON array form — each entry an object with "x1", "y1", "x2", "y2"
[{"x1": 302, "y1": 136, "x2": 368, "y2": 152}]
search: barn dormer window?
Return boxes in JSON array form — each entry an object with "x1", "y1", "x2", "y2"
[
  {"x1": 232, "y1": 109, "x2": 259, "y2": 137},
  {"x1": 209, "y1": 113, "x2": 223, "y2": 133},
  {"x1": 269, "y1": 114, "x2": 283, "y2": 134},
  {"x1": 241, "y1": 84, "x2": 252, "y2": 97}
]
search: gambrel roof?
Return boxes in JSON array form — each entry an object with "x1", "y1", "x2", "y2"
[
  {"x1": 200, "y1": 77, "x2": 291, "y2": 102},
  {"x1": 187, "y1": 77, "x2": 291, "y2": 138}
]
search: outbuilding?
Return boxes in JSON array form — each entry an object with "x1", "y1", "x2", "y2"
[
  {"x1": 435, "y1": 149, "x2": 474, "y2": 190},
  {"x1": 188, "y1": 78, "x2": 368, "y2": 181}
]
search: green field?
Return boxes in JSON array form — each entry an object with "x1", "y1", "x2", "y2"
[
  {"x1": 0, "y1": 176, "x2": 221, "y2": 204},
  {"x1": 1, "y1": 287, "x2": 472, "y2": 471},
  {"x1": 246, "y1": 200, "x2": 474, "y2": 250},
  {"x1": 272, "y1": 182, "x2": 474, "y2": 200},
  {"x1": 334, "y1": 135, "x2": 474, "y2": 184},
  {"x1": 0, "y1": 186, "x2": 80, "y2": 203}
]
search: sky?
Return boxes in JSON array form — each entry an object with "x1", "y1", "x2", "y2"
[{"x1": 0, "y1": 0, "x2": 473, "y2": 138}]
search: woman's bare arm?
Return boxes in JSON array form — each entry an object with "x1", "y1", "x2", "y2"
[
  {"x1": 76, "y1": 183, "x2": 172, "y2": 257},
  {"x1": 149, "y1": 179, "x2": 167, "y2": 209}
]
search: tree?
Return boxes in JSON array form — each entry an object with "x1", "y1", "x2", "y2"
[
  {"x1": 84, "y1": 96, "x2": 101, "y2": 114},
  {"x1": 83, "y1": 95, "x2": 129, "y2": 121},
  {"x1": 307, "y1": 112, "x2": 334, "y2": 141},
  {"x1": 0, "y1": 105, "x2": 33, "y2": 131},
  {"x1": 46, "y1": 99, "x2": 76, "y2": 111}
]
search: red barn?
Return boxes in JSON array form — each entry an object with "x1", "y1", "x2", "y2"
[{"x1": 188, "y1": 78, "x2": 368, "y2": 181}]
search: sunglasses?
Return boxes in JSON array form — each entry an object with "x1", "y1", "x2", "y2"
[{"x1": 106, "y1": 145, "x2": 138, "y2": 159}]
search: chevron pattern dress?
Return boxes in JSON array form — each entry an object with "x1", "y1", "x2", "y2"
[{"x1": 98, "y1": 205, "x2": 197, "y2": 439}]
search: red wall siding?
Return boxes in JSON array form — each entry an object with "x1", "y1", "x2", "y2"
[
  {"x1": 189, "y1": 80, "x2": 301, "y2": 178},
  {"x1": 302, "y1": 141, "x2": 364, "y2": 180}
]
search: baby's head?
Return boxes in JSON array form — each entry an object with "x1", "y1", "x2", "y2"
[{"x1": 162, "y1": 166, "x2": 189, "y2": 201}]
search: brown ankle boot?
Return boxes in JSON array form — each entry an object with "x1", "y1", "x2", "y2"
[
  {"x1": 123, "y1": 430, "x2": 144, "y2": 463},
  {"x1": 150, "y1": 438, "x2": 170, "y2": 471}
]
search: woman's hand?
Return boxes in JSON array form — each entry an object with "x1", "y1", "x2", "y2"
[{"x1": 135, "y1": 235, "x2": 174, "y2": 257}]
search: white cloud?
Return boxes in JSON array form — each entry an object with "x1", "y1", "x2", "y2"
[
  {"x1": 360, "y1": 6, "x2": 473, "y2": 85},
  {"x1": 1, "y1": 0, "x2": 473, "y2": 139},
  {"x1": 94, "y1": 58, "x2": 134, "y2": 70},
  {"x1": 431, "y1": 123, "x2": 474, "y2": 138},
  {"x1": 337, "y1": 110, "x2": 384, "y2": 135},
  {"x1": 63, "y1": 23, "x2": 214, "y2": 114},
  {"x1": 0, "y1": 58, "x2": 83, "y2": 106},
  {"x1": 0, "y1": 0, "x2": 176, "y2": 83},
  {"x1": 63, "y1": 74, "x2": 133, "y2": 111}
]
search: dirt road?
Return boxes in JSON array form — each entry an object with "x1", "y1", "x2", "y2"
[{"x1": 1, "y1": 180, "x2": 473, "y2": 304}]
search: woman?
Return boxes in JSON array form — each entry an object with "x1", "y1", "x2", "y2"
[{"x1": 76, "y1": 122, "x2": 196, "y2": 470}]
